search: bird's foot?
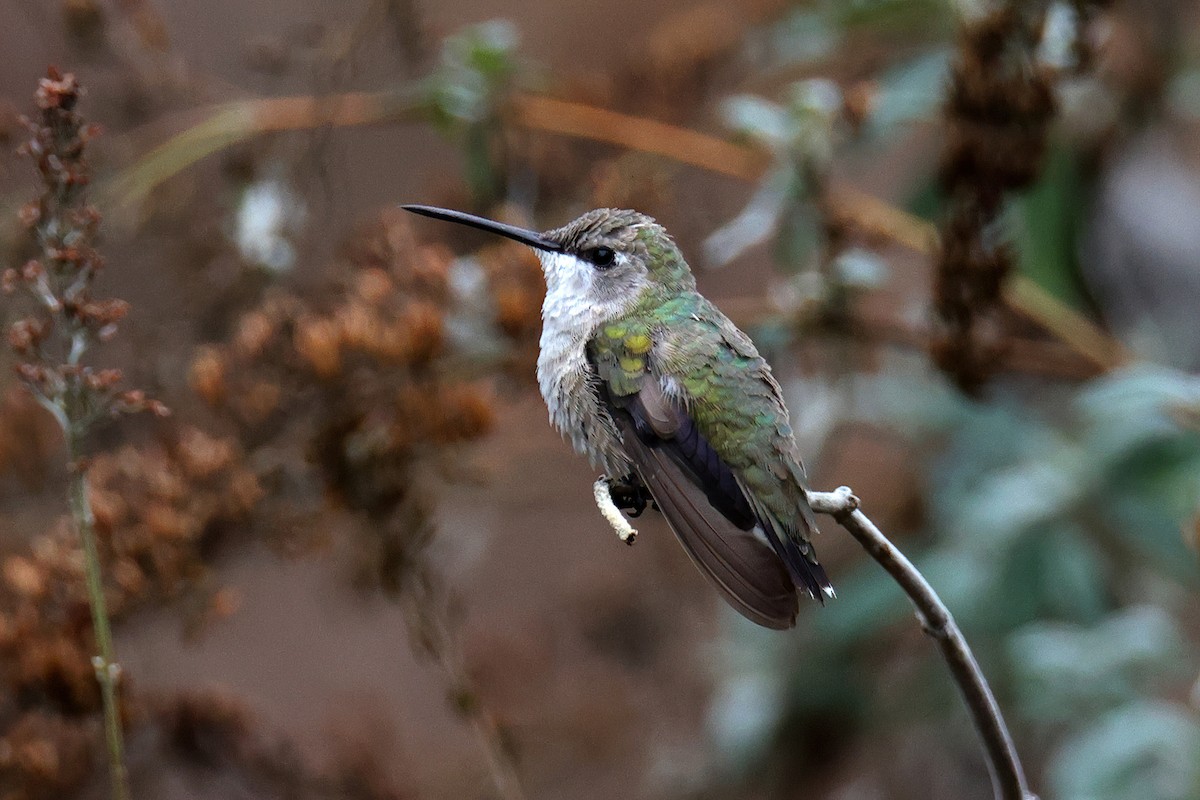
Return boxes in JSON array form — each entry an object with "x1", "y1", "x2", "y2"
[{"x1": 607, "y1": 474, "x2": 656, "y2": 518}]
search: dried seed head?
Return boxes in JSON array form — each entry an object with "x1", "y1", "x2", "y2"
[
  {"x1": 334, "y1": 303, "x2": 380, "y2": 351},
  {"x1": 14, "y1": 363, "x2": 49, "y2": 388},
  {"x1": 932, "y1": 7, "x2": 1057, "y2": 394},
  {"x1": 35, "y1": 69, "x2": 82, "y2": 112},
  {"x1": 430, "y1": 384, "x2": 495, "y2": 443},
  {"x1": 18, "y1": 202, "x2": 41, "y2": 228},
  {"x1": 240, "y1": 381, "x2": 281, "y2": 421},
  {"x1": 82, "y1": 368, "x2": 123, "y2": 391},
  {"x1": 176, "y1": 428, "x2": 237, "y2": 478},
  {"x1": 21, "y1": 259, "x2": 44, "y2": 283},
  {"x1": 233, "y1": 311, "x2": 275, "y2": 358},
  {"x1": 112, "y1": 389, "x2": 171, "y2": 419},
  {"x1": 354, "y1": 267, "x2": 394, "y2": 305},
  {"x1": 188, "y1": 347, "x2": 228, "y2": 406},
  {"x1": 79, "y1": 298, "x2": 129, "y2": 327},
  {"x1": 295, "y1": 316, "x2": 342, "y2": 378},
  {"x1": 3, "y1": 556, "x2": 47, "y2": 598},
  {"x1": 8, "y1": 319, "x2": 49, "y2": 354},
  {"x1": 397, "y1": 302, "x2": 445, "y2": 365}
]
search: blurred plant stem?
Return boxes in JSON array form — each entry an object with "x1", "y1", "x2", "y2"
[
  {"x1": 399, "y1": 570, "x2": 526, "y2": 800},
  {"x1": 108, "y1": 90, "x2": 423, "y2": 210},
  {"x1": 416, "y1": 601, "x2": 525, "y2": 800},
  {"x1": 1002, "y1": 276, "x2": 1129, "y2": 373},
  {"x1": 511, "y1": 96, "x2": 1129, "y2": 374},
  {"x1": 513, "y1": 94, "x2": 769, "y2": 179},
  {"x1": 103, "y1": 87, "x2": 1127, "y2": 378},
  {"x1": 807, "y1": 487, "x2": 1037, "y2": 800},
  {"x1": 67, "y1": 433, "x2": 130, "y2": 800}
]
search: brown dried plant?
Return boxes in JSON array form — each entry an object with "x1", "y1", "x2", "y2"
[
  {"x1": 0, "y1": 428, "x2": 263, "y2": 800},
  {"x1": 188, "y1": 207, "x2": 543, "y2": 799},
  {"x1": 1, "y1": 67, "x2": 174, "y2": 800},
  {"x1": 932, "y1": 7, "x2": 1057, "y2": 394},
  {"x1": 151, "y1": 688, "x2": 413, "y2": 800}
]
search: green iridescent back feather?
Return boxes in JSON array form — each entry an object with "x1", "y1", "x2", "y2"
[{"x1": 588, "y1": 261, "x2": 816, "y2": 552}]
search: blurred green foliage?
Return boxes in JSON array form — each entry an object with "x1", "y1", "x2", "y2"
[
  {"x1": 707, "y1": 79, "x2": 843, "y2": 268},
  {"x1": 1015, "y1": 145, "x2": 1091, "y2": 306},
  {"x1": 696, "y1": 5, "x2": 1200, "y2": 798},
  {"x1": 423, "y1": 20, "x2": 523, "y2": 203},
  {"x1": 716, "y1": 364, "x2": 1200, "y2": 797}
]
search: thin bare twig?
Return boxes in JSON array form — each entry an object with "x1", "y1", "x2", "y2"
[
  {"x1": 593, "y1": 477, "x2": 638, "y2": 544},
  {"x1": 807, "y1": 486, "x2": 1038, "y2": 800},
  {"x1": 68, "y1": 437, "x2": 130, "y2": 800},
  {"x1": 588, "y1": 479, "x2": 1036, "y2": 797}
]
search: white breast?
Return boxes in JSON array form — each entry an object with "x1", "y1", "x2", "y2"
[{"x1": 535, "y1": 251, "x2": 630, "y2": 474}]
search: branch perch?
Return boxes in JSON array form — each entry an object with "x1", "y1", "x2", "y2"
[
  {"x1": 806, "y1": 486, "x2": 1037, "y2": 800},
  {"x1": 593, "y1": 477, "x2": 638, "y2": 544},
  {"x1": 590, "y1": 479, "x2": 1036, "y2": 799}
]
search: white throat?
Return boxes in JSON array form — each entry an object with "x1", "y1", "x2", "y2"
[
  {"x1": 533, "y1": 249, "x2": 638, "y2": 472},
  {"x1": 539, "y1": 251, "x2": 608, "y2": 344}
]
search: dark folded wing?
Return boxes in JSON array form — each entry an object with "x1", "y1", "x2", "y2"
[{"x1": 609, "y1": 377, "x2": 801, "y2": 629}]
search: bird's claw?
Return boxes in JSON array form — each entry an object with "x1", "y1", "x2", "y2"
[{"x1": 607, "y1": 474, "x2": 656, "y2": 518}]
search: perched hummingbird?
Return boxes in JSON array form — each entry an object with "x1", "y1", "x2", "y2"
[{"x1": 403, "y1": 205, "x2": 833, "y2": 628}]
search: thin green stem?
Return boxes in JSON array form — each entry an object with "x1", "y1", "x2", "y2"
[{"x1": 67, "y1": 431, "x2": 131, "y2": 800}]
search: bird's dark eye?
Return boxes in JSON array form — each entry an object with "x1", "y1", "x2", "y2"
[{"x1": 583, "y1": 246, "x2": 616, "y2": 269}]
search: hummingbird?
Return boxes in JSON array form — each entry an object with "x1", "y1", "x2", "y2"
[{"x1": 403, "y1": 205, "x2": 833, "y2": 628}]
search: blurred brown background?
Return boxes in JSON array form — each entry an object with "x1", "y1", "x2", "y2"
[{"x1": 0, "y1": 2, "x2": 1198, "y2": 800}]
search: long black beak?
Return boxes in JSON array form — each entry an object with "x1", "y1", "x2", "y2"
[{"x1": 401, "y1": 205, "x2": 562, "y2": 252}]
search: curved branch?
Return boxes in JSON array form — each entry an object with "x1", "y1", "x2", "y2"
[{"x1": 807, "y1": 486, "x2": 1038, "y2": 800}]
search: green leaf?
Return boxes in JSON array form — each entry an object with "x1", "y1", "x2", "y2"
[
  {"x1": 1037, "y1": 524, "x2": 1110, "y2": 623},
  {"x1": 1104, "y1": 493, "x2": 1200, "y2": 588},
  {"x1": 1014, "y1": 145, "x2": 1091, "y2": 307},
  {"x1": 424, "y1": 19, "x2": 521, "y2": 129},
  {"x1": 866, "y1": 49, "x2": 952, "y2": 138},
  {"x1": 1009, "y1": 606, "x2": 1187, "y2": 723},
  {"x1": 948, "y1": 450, "x2": 1090, "y2": 551},
  {"x1": 761, "y1": 10, "x2": 841, "y2": 68},
  {"x1": 813, "y1": 557, "x2": 908, "y2": 645},
  {"x1": 703, "y1": 164, "x2": 794, "y2": 266},
  {"x1": 825, "y1": 0, "x2": 955, "y2": 36},
  {"x1": 720, "y1": 95, "x2": 791, "y2": 150},
  {"x1": 1078, "y1": 365, "x2": 1200, "y2": 466}
]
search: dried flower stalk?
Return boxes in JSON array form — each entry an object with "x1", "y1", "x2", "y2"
[
  {"x1": 5, "y1": 68, "x2": 164, "y2": 800},
  {"x1": 932, "y1": 6, "x2": 1057, "y2": 393}
]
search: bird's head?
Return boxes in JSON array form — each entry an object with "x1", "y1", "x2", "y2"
[{"x1": 402, "y1": 205, "x2": 695, "y2": 317}]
